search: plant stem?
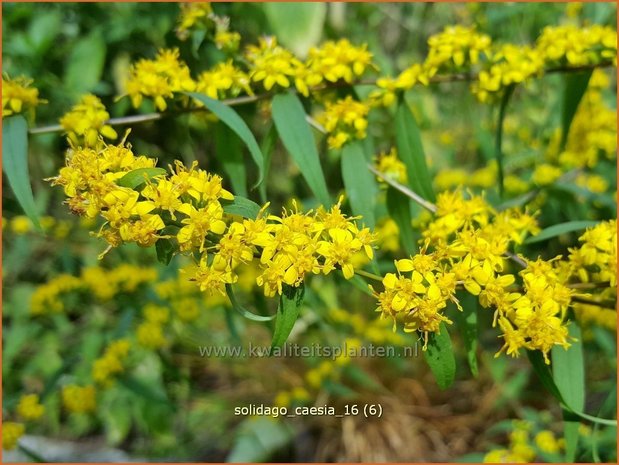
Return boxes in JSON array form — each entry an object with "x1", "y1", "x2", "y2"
[
  {"x1": 368, "y1": 165, "x2": 437, "y2": 213},
  {"x1": 355, "y1": 269, "x2": 384, "y2": 282}
]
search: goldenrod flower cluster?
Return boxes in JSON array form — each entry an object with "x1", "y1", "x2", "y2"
[
  {"x1": 426, "y1": 25, "x2": 492, "y2": 72},
  {"x1": 245, "y1": 37, "x2": 305, "y2": 92},
  {"x1": 30, "y1": 264, "x2": 157, "y2": 315},
  {"x1": 60, "y1": 94, "x2": 117, "y2": 147},
  {"x1": 92, "y1": 339, "x2": 131, "y2": 386},
  {"x1": 317, "y1": 96, "x2": 370, "y2": 149},
  {"x1": 303, "y1": 39, "x2": 374, "y2": 89},
  {"x1": 195, "y1": 60, "x2": 252, "y2": 100},
  {"x1": 536, "y1": 24, "x2": 617, "y2": 66},
  {"x1": 574, "y1": 303, "x2": 616, "y2": 332},
  {"x1": 372, "y1": 190, "x2": 585, "y2": 361},
  {"x1": 136, "y1": 304, "x2": 169, "y2": 349},
  {"x1": 373, "y1": 148, "x2": 408, "y2": 185},
  {"x1": 176, "y1": 2, "x2": 213, "y2": 39},
  {"x1": 2, "y1": 75, "x2": 45, "y2": 118},
  {"x1": 1, "y1": 422, "x2": 25, "y2": 451},
  {"x1": 125, "y1": 48, "x2": 195, "y2": 111},
  {"x1": 191, "y1": 197, "x2": 375, "y2": 297},
  {"x1": 566, "y1": 220, "x2": 617, "y2": 287},
  {"x1": 433, "y1": 161, "x2": 500, "y2": 192},
  {"x1": 375, "y1": 218, "x2": 401, "y2": 253},
  {"x1": 16, "y1": 394, "x2": 45, "y2": 421},
  {"x1": 61, "y1": 384, "x2": 97, "y2": 413},
  {"x1": 483, "y1": 421, "x2": 538, "y2": 463},
  {"x1": 472, "y1": 45, "x2": 544, "y2": 102},
  {"x1": 49, "y1": 140, "x2": 164, "y2": 247}
]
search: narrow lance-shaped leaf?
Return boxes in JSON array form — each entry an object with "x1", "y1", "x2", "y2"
[
  {"x1": 560, "y1": 70, "x2": 593, "y2": 151},
  {"x1": 258, "y1": 124, "x2": 278, "y2": 203},
  {"x1": 552, "y1": 323, "x2": 585, "y2": 462},
  {"x1": 221, "y1": 196, "x2": 262, "y2": 220},
  {"x1": 117, "y1": 167, "x2": 167, "y2": 189},
  {"x1": 386, "y1": 187, "x2": 416, "y2": 254},
  {"x1": 454, "y1": 293, "x2": 479, "y2": 378},
  {"x1": 226, "y1": 284, "x2": 276, "y2": 322},
  {"x1": 423, "y1": 323, "x2": 456, "y2": 390},
  {"x1": 525, "y1": 220, "x2": 599, "y2": 244},
  {"x1": 215, "y1": 123, "x2": 247, "y2": 198},
  {"x1": 341, "y1": 141, "x2": 377, "y2": 228},
  {"x1": 2, "y1": 115, "x2": 40, "y2": 228},
  {"x1": 528, "y1": 350, "x2": 617, "y2": 427},
  {"x1": 271, "y1": 92, "x2": 331, "y2": 206},
  {"x1": 271, "y1": 284, "x2": 305, "y2": 349},
  {"x1": 395, "y1": 100, "x2": 435, "y2": 202},
  {"x1": 187, "y1": 92, "x2": 264, "y2": 188}
]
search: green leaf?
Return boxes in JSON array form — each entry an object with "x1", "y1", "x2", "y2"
[
  {"x1": 455, "y1": 294, "x2": 479, "y2": 378},
  {"x1": 592, "y1": 385, "x2": 617, "y2": 463},
  {"x1": 215, "y1": 123, "x2": 247, "y2": 197},
  {"x1": 187, "y1": 92, "x2": 264, "y2": 188},
  {"x1": 271, "y1": 283, "x2": 305, "y2": 349},
  {"x1": 395, "y1": 100, "x2": 435, "y2": 202},
  {"x1": 271, "y1": 92, "x2": 331, "y2": 206},
  {"x1": 258, "y1": 124, "x2": 278, "y2": 203},
  {"x1": 423, "y1": 323, "x2": 456, "y2": 389},
  {"x1": 222, "y1": 196, "x2": 262, "y2": 220},
  {"x1": 65, "y1": 30, "x2": 107, "y2": 95},
  {"x1": 155, "y1": 239, "x2": 175, "y2": 265},
  {"x1": 116, "y1": 167, "x2": 166, "y2": 189},
  {"x1": 525, "y1": 220, "x2": 599, "y2": 244},
  {"x1": 225, "y1": 284, "x2": 275, "y2": 322},
  {"x1": 494, "y1": 84, "x2": 515, "y2": 197},
  {"x1": 553, "y1": 324, "x2": 585, "y2": 462},
  {"x1": 341, "y1": 141, "x2": 377, "y2": 228},
  {"x1": 386, "y1": 187, "x2": 416, "y2": 254},
  {"x1": 263, "y1": 3, "x2": 326, "y2": 57},
  {"x1": 2, "y1": 115, "x2": 40, "y2": 228},
  {"x1": 560, "y1": 70, "x2": 593, "y2": 151},
  {"x1": 528, "y1": 349, "x2": 617, "y2": 427}
]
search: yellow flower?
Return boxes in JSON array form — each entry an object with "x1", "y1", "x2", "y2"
[
  {"x1": 425, "y1": 25, "x2": 491, "y2": 72},
  {"x1": 2, "y1": 422, "x2": 25, "y2": 451},
  {"x1": 195, "y1": 60, "x2": 251, "y2": 100},
  {"x1": 2, "y1": 75, "x2": 45, "y2": 117},
  {"x1": 472, "y1": 45, "x2": 543, "y2": 103},
  {"x1": 60, "y1": 94, "x2": 117, "y2": 147},
  {"x1": 92, "y1": 339, "x2": 131, "y2": 386},
  {"x1": 374, "y1": 148, "x2": 407, "y2": 185},
  {"x1": 136, "y1": 321, "x2": 167, "y2": 349},
  {"x1": 10, "y1": 216, "x2": 32, "y2": 235},
  {"x1": 536, "y1": 24, "x2": 617, "y2": 66},
  {"x1": 62, "y1": 384, "x2": 96, "y2": 413},
  {"x1": 245, "y1": 37, "x2": 304, "y2": 92},
  {"x1": 317, "y1": 96, "x2": 370, "y2": 149},
  {"x1": 304, "y1": 39, "x2": 375, "y2": 88},
  {"x1": 532, "y1": 164, "x2": 563, "y2": 186},
  {"x1": 318, "y1": 228, "x2": 364, "y2": 279},
  {"x1": 176, "y1": 2, "x2": 213, "y2": 39},
  {"x1": 535, "y1": 430, "x2": 561, "y2": 454},
  {"x1": 16, "y1": 394, "x2": 45, "y2": 421},
  {"x1": 125, "y1": 48, "x2": 195, "y2": 111},
  {"x1": 215, "y1": 30, "x2": 241, "y2": 53},
  {"x1": 434, "y1": 169, "x2": 468, "y2": 191}
]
